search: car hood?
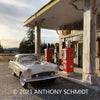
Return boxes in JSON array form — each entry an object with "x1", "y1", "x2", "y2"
[{"x1": 23, "y1": 61, "x2": 57, "y2": 74}]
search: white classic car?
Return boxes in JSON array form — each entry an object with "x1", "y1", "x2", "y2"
[{"x1": 9, "y1": 54, "x2": 59, "y2": 87}]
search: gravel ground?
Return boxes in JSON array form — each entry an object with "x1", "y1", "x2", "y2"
[{"x1": 0, "y1": 62, "x2": 100, "y2": 100}]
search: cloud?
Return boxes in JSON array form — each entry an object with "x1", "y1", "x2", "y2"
[
  {"x1": 0, "y1": 25, "x2": 27, "y2": 39},
  {"x1": 0, "y1": 0, "x2": 31, "y2": 8},
  {"x1": 1, "y1": 39, "x2": 21, "y2": 48},
  {"x1": 0, "y1": 3, "x2": 33, "y2": 22},
  {"x1": 0, "y1": 0, "x2": 32, "y2": 47},
  {"x1": 41, "y1": 37, "x2": 59, "y2": 44},
  {"x1": 41, "y1": 29, "x2": 59, "y2": 43},
  {"x1": 0, "y1": 0, "x2": 58, "y2": 48}
]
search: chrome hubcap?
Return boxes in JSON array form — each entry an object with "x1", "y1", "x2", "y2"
[{"x1": 20, "y1": 74, "x2": 25, "y2": 86}]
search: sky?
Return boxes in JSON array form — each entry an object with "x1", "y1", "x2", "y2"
[{"x1": 0, "y1": 0, "x2": 59, "y2": 48}]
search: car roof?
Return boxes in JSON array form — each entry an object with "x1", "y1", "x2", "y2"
[{"x1": 15, "y1": 54, "x2": 36, "y2": 58}]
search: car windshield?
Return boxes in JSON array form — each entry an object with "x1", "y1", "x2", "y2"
[{"x1": 18, "y1": 55, "x2": 37, "y2": 63}]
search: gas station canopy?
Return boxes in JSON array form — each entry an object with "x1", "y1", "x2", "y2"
[
  {"x1": 24, "y1": 0, "x2": 100, "y2": 30},
  {"x1": 23, "y1": 0, "x2": 100, "y2": 85}
]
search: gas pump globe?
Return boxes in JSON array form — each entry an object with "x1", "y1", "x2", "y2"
[{"x1": 63, "y1": 41, "x2": 74, "y2": 73}]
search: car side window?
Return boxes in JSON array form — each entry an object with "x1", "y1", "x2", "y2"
[
  {"x1": 13, "y1": 57, "x2": 16, "y2": 62},
  {"x1": 17, "y1": 58, "x2": 21, "y2": 63}
]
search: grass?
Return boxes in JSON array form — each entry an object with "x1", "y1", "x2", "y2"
[
  {"x1": 0, "y1": 53, "x2": 17, "y2": 56},
  {"x1": 0, "y1": 60, "x2": 10, "y2": 62},
  {"x1": 0, "y1": 53, "x2": 45, "y2": 63},
  {"x1": 0, "y1": 53, "x2": 15, "y2": 63}
]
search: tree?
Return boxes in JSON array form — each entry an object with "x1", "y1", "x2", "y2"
[
  {"x1": 41, "y1": 42, "x2": 47, "y2": 53},
  {"x1": 19, "y1": 28, "x2": 55, "y2": 54},
  {"x1": 50, "y1": 43, "x2": 55, "y2": 50},
  {"x1": 27, "y1": 28, "x2": 35, "y2": 44},
  {"x1": 19, "y1": 28, "x2": 35, "y2": 53},
  {"x1": 26, "y1": 28, "x2": 35, "y2": 53},
  {"x1": 0, "y1": 41, "x2": 4, "y2": 53}
]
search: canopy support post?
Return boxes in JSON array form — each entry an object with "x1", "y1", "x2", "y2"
[{"x1": 82, "y1": 0, "x2": 98, "y2": 84}]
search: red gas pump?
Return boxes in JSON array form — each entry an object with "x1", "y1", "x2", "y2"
[
  {"x1": 44, "y1": 44, "x2": 53, "y2": 63},
  {"x1": 63, "y1": 47, "x2": 74, "y2": 73}
]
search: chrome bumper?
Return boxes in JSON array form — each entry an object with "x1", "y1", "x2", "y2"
[{"x1": 23, "y1": 76, "x2": 59, "y2": 82}]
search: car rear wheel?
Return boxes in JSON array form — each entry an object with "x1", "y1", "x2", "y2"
[{"x1": 20, "y1": 73, "x2": 28, "y2": 88}]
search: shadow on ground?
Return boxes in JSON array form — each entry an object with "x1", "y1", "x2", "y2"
[{"x1": 24, "y1": 77, "x2": 100, "y2": 100}]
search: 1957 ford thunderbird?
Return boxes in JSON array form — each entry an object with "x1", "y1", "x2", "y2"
[{"x1": 8, "y1": 54, "x2": 59, "y2": 87}]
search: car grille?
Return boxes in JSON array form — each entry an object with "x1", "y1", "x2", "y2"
[{"x1": 31, "y1": 71, "x2": 55, "y2": 79}]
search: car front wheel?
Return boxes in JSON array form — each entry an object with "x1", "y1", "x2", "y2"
[
  {"x1": 12, "y1": 70, "x2": 16, "y2": 76},
  {"x1": 49, "y1": 78, "x2": 56, "y2": 83},
  {"x1": 20, "y1": 73, "x2": 28, "y2": 88}
]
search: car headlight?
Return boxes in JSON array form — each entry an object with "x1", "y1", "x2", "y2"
[
  {"x1": 36, "y1": 74, "x2": 39, "y2": 78},
  {"x1": 31, "y1": 74, "x2": 39, "y2": 78},
  {"x1": 51, "y1": 72, "x2": 55, "y2": 76},
  {"x1": 51, "y1": 73, "x2": 54, "y2": 76}
]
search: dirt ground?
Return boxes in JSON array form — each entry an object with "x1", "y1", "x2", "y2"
[{"x1": 0, "y1": 62, "x2": 100, "y2": 100}]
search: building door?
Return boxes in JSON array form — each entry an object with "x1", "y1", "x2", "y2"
[{"x1": 78, "y1": 42, "x2": 83, "y2": 68}]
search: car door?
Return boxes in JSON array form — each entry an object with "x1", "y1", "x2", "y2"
[
  {"x1": 13, "y1": 57, "x2": 20, "y2": 76},
  {"x1": 11, "y1": 57, "x2": 16, "y2": 73}
]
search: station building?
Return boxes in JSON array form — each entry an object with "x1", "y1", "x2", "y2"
[{"x1": 24, "y1": 0, "x2": 100, "y2": 85}]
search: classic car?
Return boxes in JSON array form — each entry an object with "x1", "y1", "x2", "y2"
[{"x1": 8, "y1": 54, "x2": 59, "y2": 87}]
